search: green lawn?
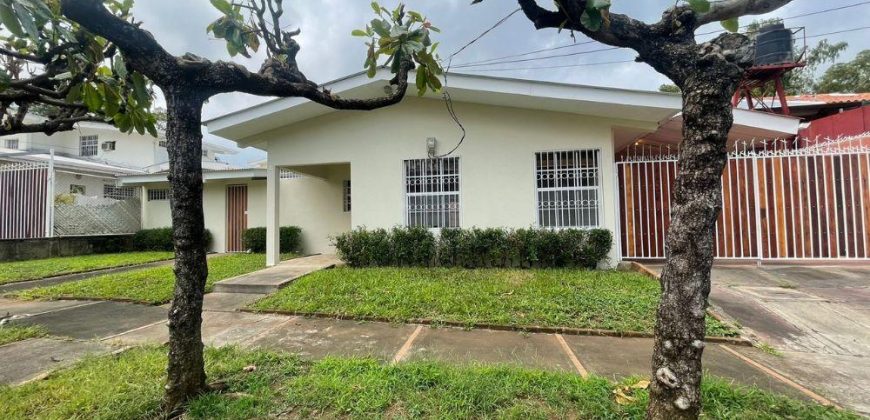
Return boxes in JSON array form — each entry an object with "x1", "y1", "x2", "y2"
[
  {"x1": 12, "y1": 254, "x2": 291, "y2": 305},
  {"x1": 251, "y1": 267, "x2": 736, "y2": 336},
  {"x1": 0, "y1": 252, "x2": 174, "y2": 285},
  {"x1": 0, "y1": 325, "x2": 47, "y2": 346},
  {"x1": 0, "y1": 346, "x2": 853, "y2": 420}
]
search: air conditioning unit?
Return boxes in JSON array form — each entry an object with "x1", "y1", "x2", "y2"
[{"x1": 102, "y1": 141, "x2": 116, "y2": 151}]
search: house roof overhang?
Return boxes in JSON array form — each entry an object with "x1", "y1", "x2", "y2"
[
  {"x1": 204, "y1": 70, "x2": 684, "y2": 148},
  {"x1": 118, "y1": 168, "x2": 266, "y2": 186}
]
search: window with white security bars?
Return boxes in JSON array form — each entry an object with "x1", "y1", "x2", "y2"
[
  {"x1": 103, "y1": 185, "x2": 136, "y2": 200},
  {"x1": 342, "y1": 180, "x2": 351, "y2": 212},
  {"x1": 4, "y1": 138, "x2": 18, "y2": 149},
  {"x1": 148, "y1": 189, "x2": 169, "y2": 201},
  {"x1": 80, "y1": 135, "x2": 98, "y2": 157},
  {"x1": 404, "y1": 157, "x2": 460, "y2": 228},
  {"x1": 536, "y1": 149, "x2": 601, "y2": 228}
]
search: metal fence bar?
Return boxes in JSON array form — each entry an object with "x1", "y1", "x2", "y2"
[{"x1": 617, "y1": 133, "x2": 870, "y2": 261}]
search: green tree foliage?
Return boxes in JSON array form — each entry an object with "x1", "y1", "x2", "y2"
[
  {"x1": 353, "y1": 2, "x2": 442, "y2": 96},
  {"x1": 816, "y1": 50, "x2": 870, "y2": 94},
  {"x1": 659, "y1": 84, "x2": 681, "y2": 93},
  {"x1": 0, "y1": 0, "x2": 157, "y2": 135}
]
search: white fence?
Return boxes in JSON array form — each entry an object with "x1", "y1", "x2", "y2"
[
  {"x1": 617, "y1": 134, "x2": 870, "y2": 261},
  {"x1": 0, "y1": 157, "x2": 140, "y2": 240},
  {"x1": 0, "y1": 161, "x2": 51, "y2": 239}
]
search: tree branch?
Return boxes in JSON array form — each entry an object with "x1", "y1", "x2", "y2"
[
  {"x1": 60, "y1": 0, "x2": 180, "y2": 85},
  {"x1": 697, "y1": 0, "x2": 795, "y2": 26}
]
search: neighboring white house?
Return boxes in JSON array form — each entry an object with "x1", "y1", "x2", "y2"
[
  {"x1": 184, "y1": 71, "x2": 798, "y2": 264},
  {"x1": 0, "y1": 121, "x2": 242, "y2": 240}
]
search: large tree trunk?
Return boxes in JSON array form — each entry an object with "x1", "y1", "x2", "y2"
[
  {"x1": 646, "y1": 60, "x2": 745, "y2": 419},
  {"x1": 162, "y1": 89, "x2": 209, "y2": 413}
]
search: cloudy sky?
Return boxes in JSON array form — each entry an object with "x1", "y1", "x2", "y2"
[{"x1": 129, "y1": 0, "x2": 870, "y2": 165}]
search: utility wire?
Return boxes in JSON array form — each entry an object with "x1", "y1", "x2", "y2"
[
  {"x1": 455, "y1": 26, "x2": 870, "y2": 73},
  {"x1": 432, "y1": 7, "x2": 523, "y2": 159},
  {"x1": 452, "y1": 1, "x2": 870, "y2": 68},
  {"x1": 452, "y1": 46, "x2": 620, "y2": 69}
]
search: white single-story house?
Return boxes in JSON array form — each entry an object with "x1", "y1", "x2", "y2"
[{"x1": 124, "y1": 71, "x2": 799, "y2": 264}]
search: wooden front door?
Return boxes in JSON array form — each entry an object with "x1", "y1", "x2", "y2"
[{"x1": 226, "y1": 184, "x2": 247, "y2": 252}]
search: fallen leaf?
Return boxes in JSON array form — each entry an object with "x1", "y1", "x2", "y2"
[
  {"x1": 243, "y1": 365, "x2": 257, "y2": 372},
  {"x1": 631, "y1": 379, "x2": 650, "y2": 389}
]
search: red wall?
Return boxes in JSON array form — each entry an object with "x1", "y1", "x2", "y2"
[{"x1": 799, "y1": 105, "x2": 870, "y2": 140}]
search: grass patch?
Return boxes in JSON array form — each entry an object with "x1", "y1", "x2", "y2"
[
  {"x1": 0, "y1": 346, "x2": 854, "y2": 420},
  {"x1": 251, "y1": 267, "x2": 736, "y2": 336},
  {"x1": 0, "y1": 325, "x2": 47, "y2": 346},
  {"x1": 12, "y1": 253, "x2": 294, "y2": 305},
  {"x1": 0, "y1": 252, "x2": 174, "y2": 285}
]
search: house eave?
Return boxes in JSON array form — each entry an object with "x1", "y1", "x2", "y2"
[
  {"x1": 119, "y1": 168, "x2": 267, "y2": 186},
  {"x1": 204, "y1": 70, "x2": 684, "y2": 148}
]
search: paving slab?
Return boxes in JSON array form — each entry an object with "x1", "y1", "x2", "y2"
[
  {"x1": 202, "y1": 311, "x2": 289, "y2": 347},
  {"x1": 12, "y1": 301, "x2": 166, "y2": 340},
  {"x1": 560, "y1": 335, "x2": 804, "y2": 399},
  {"x1": 213, "y1": 254, "x2": 339, "y2": 294},
  {"x1": 203, "y1": 292, "x2": 265, "y2": 312},
  {"x1": 747, "y1": 348, "x2": 870, "y2": 415},
  {"x1": 405, "y1": 327, "x2": 575, "y2": 373},
  {"x1": 0, "y1": 298, "x2": 99, "y2": 317},
  {"x1": 248, "y1": 316, "x2": 416, "y2": 361},
  {"x1": 0, "y1": 338, "x2": 112, "y2": 385},
  {"x1": 756, "y1": 299, "x2": 870, "y2": 356}
]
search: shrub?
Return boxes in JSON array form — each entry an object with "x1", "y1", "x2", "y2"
[
  {"x1": 390, "y1": 226, "x2": 436, "y2": 266},
  {"x1": 242, "y1": 226, "x2": 302, "y2": 253},
  {"x1": 131, "y1": 228, "x2": 212, "y2": 252},
  {"x1": 333, "y1": 227, "x2": 392, "y2": 267},
  {"x1": 333, "y1": 226, "x2": 613, "y2": 269}
]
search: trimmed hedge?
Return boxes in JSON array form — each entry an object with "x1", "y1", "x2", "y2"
[
  {"x1": 131, "y1": 228, "x2": 212, "y2": 252},
  {"x1": 333, "y1": 227, "x2": 612, "y2": 269},
  {"x1": 242, "y1": 226, "x2": 302, "y2": 253}
]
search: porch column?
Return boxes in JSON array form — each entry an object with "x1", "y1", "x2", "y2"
[{"x1": 266, "y1": 164, "x2": 280, "y2": 266}]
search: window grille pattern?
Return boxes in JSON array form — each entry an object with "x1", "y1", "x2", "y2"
[
  {"x1": 148, "y1": 189, "x2": 169, "y2": 201},
  {"x1": 536, "y1": 150, "x2": 600, "y2": 228},
  {"x1": 4, "y1": 138, "x2": 18, "y2": 149},
  {"x1": 158, "y1": 140, "x2": 167, "y2": 147},
  {"x1": 80, "y1": 135, "x2": 98, "y2": 157},
  {"x1": 103, "y1": 185, "x2": 136, "y2": 200},
  {"x1": 280, "y1": 168, "x2": 301, "y2": 179},
  {"x1": 69, "y1": 184, "x2": 86, "y2": 194},
  {"x1": 404, "y1": 157, "x2": 460, "y2": 228},
  {"x1": 342, "y1": 180, "x2": 351, "y2": 212}
]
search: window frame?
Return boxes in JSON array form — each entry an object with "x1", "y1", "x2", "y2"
[
  {"x1": 534, "y1": 148, "x2": 603, "y2": 229},
  {"x1": 4, "y1": 138, "x2": 19, "y2": 149},
  {"x1": 103, "y1": 184, "x2": 136, "y2": 200},
  {"x1": 69, "y1": 184, "x2": 86, "y2": 195},
  {"x1": 342, "y1": 179, "x2": 351, "y2": 213},
  {"x1": 147, "y1": 188, "x2": 170, "y2": 201},
  {"x1": 402, "y1": 156, "x2": 461, "y2": 229},
  {"x1": 79, "y1": 135, "x2": 99, "y2": 157}
]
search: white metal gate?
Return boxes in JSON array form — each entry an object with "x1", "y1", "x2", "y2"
[
  {"x1": 0, "y1": 160, "x2": 51, "y2": 239},
  {"x1": 617, "y1": 134, "x2": 870, "y2": 261}
]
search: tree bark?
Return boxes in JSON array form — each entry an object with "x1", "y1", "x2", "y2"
[
  {"x1": 646, "y1": 44, "x2": 748, "y2": 419},
  {"x1": 162, "y1": 88, "x2": 209, "y2": 414}
]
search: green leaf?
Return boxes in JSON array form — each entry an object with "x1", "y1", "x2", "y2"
[
  {"x1": 687, "y1": 0, "x2": 711, "y2": 13},
  {"x1": 12, "y1": 1, "x2": 38, "y2": 40},
  {"x1": 145, "y1": 118, "x2": 158, "y2": 138},
  {"x1": 131, "y1": 72, "x2": 149, "y2": 105},
  {"x1": 65, "y1": 83, "x2": 82, "y2": 103},
  {"x1": 114, "y1": 113, "x2": 132, "y2": 133},
  {"x1": 370, "y1": 1, "x2": 381, "y2": 15},
  {"x1": 580, "y1": 9, "x2": 602, "y2": 32},
  {"x1": 416, "y1": 67, "x2": 427, "y2": 96},
  {"x1": 209, "y1": 0, "x2": 233, "y2": 15},
  {"x1": 82, "y1": 83, "x2": 103, "y2": 113},
  {"x1": 371, "y1": 19, "x2": 390, "y2": 37},
  {"x1": 113, "y1": 54, "x2": 128, "y2": 79},
  {"x1": 586, "y1": 0, "x2": 611, "y2": 10},
  {"x1": 721, "y1": 17, "x2": 739, "y2": 32},
  {"x1": 0, "y1": 2, "x2": 25, "y2": 38},
  {"x1": 351, "y1": 29, "x2": 368, "y2": 37}
]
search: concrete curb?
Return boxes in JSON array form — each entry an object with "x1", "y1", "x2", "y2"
[
  {"x1": 240, "y1": 308, "x2": 752, "y2": 346},
  {"x1": 622, "y1": 261, "x2": 754, "y2": 346}
]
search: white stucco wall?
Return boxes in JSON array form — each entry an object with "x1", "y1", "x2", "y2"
[
  {"x1": 255, "y1": 97, "x2": 635, "y2": 263},
  {"x1": 55, "y1": 172, "x2": 117, "y2": 197}
]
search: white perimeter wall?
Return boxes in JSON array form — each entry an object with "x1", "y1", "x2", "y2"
[{"x1": 251, "y1": 97, "x2": 651, "y2": 263}]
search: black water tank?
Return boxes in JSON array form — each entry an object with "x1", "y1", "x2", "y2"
[{"x1": 755, "y1": 23, "x2": 793, "y2": 66}]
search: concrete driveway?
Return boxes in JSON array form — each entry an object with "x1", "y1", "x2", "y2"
[{"x1": 648, "y1": 263, "x2": 870, "y2": 415}]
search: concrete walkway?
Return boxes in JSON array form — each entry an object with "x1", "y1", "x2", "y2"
[
  {"x1": 213, "y1": 254, "x2": 340, "y2": 294},
  {"x1": 0, "y1": 258, "x2": 849, "y2": 413},
  {"x1": 643, "y1": 263, "x2": 870, "y2": 415}
]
